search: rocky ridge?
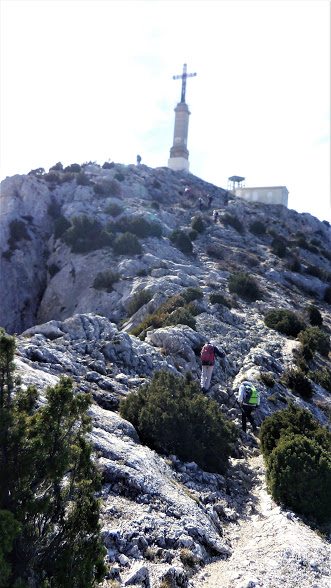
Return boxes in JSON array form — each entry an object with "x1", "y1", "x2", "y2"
[{"x1": 1, "y1": 162, "x2": 330, "y2": 586}]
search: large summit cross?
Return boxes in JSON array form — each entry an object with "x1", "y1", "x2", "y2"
[{"x1": 173, "y1": 63, "x2": 197, "y2": 103}]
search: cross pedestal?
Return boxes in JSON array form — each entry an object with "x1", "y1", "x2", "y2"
[{"x1": 168, "y1": 64, "x2": 196, "y2": 172}]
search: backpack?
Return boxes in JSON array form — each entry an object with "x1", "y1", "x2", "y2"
[
  {"x1": 201, "y1": 344, "x2": 215, "y2": 364},
  {"x1": 243, "y1": 383, "x2": 258, "y2": 406}
]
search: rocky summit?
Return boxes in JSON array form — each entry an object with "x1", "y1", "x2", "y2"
[{"x1": 0, "y1": 161, "x2": 330, "y2": 587}]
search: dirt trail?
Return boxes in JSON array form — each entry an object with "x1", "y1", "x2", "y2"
[{"x1": 191, "y1": 453, "x2": 330, "y2": 588}]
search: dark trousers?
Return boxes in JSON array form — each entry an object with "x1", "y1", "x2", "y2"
[{"x1": 241, "y1": 405, "x2": 257, "y2": 433}]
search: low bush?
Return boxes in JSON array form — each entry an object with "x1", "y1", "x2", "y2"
[
  {"x1": 102, "y1": 161, "x2": 114, "y2": 169},
  {"x1": 53, "y1": 215, "x2": 71, "y2": 239},
  {"x1": 191, "y1": 216, "x2": 205, "y2": 233},
  {"x1": 304, "y1": 304, "x2": 323, "y2": 326},
  {"x1": 151, "y1": 200, "x2": 160, "y2": 210},
  {"x1": 49, "y1": 162, "x2": 63, "y2": 171},
  {"x1": 288, "y1": 258, "x2": 301, "y2": 272},
  {"x1": 126, "y1": 289, "x2": 153, "y2": 316},
  {"x1": 119, "y1": 370, "x2": 237, "y2": 474},
  {"x1": 114, "y1": 172, "x2": 125, "y2": 182},
  {"x1": 266, "y1": 434, "x2": 331, "y2": 522},
  {"x1": 310, "y1": 368, "x2": 331, "y2": 392},
  {"x1": 271, "y1": 237, "x2": 287, "y2": 258},
  {"x1": 48, "y1": 263, "x2": 60, "y2": 277},
  {"x1": 228, "y1": 272, "x2": 261, "y2": 302},
  {"x1": 93, "y1": 270, "x2": 120, "y2": 293},
  {"x1": 168, "y1": 229, "x2": 193, "y2": 255},
  {"x1": 282, "y1": 368, "x2": 313, "y2": 399},
  {"x1": 209, "y1": 293, "x2": 232, "y2": 308},
  {"x1": 249, "y1": 220, "x2": 266, "y2": 235},
  {"x1": 188, "y1": 229, "x2": 198, "y2": 241},
  {"x1": 259, "y1": 372, "x2": 275, "y2": 387},
  {"x1": 324, "y1": 286, "x2": 331, "y2": 304},
  {"x1": 106, "y1": 202, "x2": 123, "y2": 217},
  {"x1": 259, "y1": 404, "x2": 329, "y2": 460},
  {"x1": 112, "y1": 232, "x2": 142, "y2": 255},
  {"x1": 8, "y1": 219, "x2": 31, "y2": 250},
  {"x1": 220, "y1": 213, "x2": 244, "y2": 233},
  {"x1": 130, "y1": 288, "x2": 203, "y2": 337},
  {"x1": 297, "y1": 326, "x2": 330, "y2": 357},
  {"x1": 76, "y1": 172, "x2": 90, "y2": 186},
  {"x1": 264, "y1": 309, "x2": 305, "y2": 337},
  {"x1": 62, "y1": 216, "x2": 110, "y2": 253},
  {"x1": 43, "y1": 171, "x2": 60, "y2": 183},
  {"x1": 64, "y1": 163, "x2": 81, "y2": 173}
]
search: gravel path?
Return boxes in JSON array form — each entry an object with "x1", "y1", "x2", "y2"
[{"x1": 191, "y1": 454, "x2": 331, "y2": 588}]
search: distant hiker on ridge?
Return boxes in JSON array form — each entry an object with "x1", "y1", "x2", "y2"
[
  {"x1": 200, "y1": 341, "x2": 225, "y2": 393},
  {"x1": 237, "y1": 380, "x2": 260, "y2": 433},
  {"x1": 213, "y1": 210, "x2": 219, "y2": 224}
]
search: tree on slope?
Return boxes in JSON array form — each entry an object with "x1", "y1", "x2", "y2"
[{"x1": 0, "y1": 328, "x2": 106, "y2": 587}]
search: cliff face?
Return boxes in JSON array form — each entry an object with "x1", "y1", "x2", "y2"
[{"x1": 1, "y1": 162, "x2": 330, "y2": 586}]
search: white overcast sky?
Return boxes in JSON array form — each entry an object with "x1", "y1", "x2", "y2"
[{"x1": 1, "y1": 0, "x2": 330, "y2": 222}]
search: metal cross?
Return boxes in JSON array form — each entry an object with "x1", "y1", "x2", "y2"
[{"x1": 173, "y1": 63, "x2": 197, "y2": 103}]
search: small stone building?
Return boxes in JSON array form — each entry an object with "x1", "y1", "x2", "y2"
[{"x1": 235, "y1": 186, "x2": 289, "y2": 207}]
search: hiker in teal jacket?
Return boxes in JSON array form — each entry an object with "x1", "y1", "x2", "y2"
[{"x1": 237, "y1": 380, "x2": 260, "y2": 433}]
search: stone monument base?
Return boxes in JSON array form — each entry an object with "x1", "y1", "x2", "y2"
[{"x1": 168, "y1": 157, "x2": 190, "y2": 172}]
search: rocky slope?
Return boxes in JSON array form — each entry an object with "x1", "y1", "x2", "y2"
[{"x1": 0, "y1": 162, "x2": 330, "y2": 586}]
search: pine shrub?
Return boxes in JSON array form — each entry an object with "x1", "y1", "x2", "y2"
[
  {"x1": 169, "y1": 229, "x2": 193, "y2": 255},
  {"x1": 191, "y1": 216, "x2": 205, "y2": 233},
  {"x1": 220, "y1": 213, "x2": 243, "y2": 233},
  {"x1": 188, "y1": 229, "x2": 198, "y2": 241},
  {"x1": 62, "y1": 215, "x2": 109, "y2": 253},
  {"x1": 8, "y1": 219, "x2": 31, "y2": 249},
  {"x1": 112, "y1": 232, "x2": 142, "y2": 255},
  {"x1": 93, "y1": 270, "x2": 120, "y2": 292},
  {"x1": 309, "y1": 368, "x2": 331, "y2": 392},
  {"x1": 298, "y1": 326, "x2": 330, "y2": 357},
  {"x1": 271, "y1": 237, "x2": 287, "y2": 258},
  {"x1": 288, "y1": 257, "x2": 301, "y2": 272},
  {"x1": 264, "y1": 309, "x2": 305, "y2": 337},
  {"x1": 249, "y1": 220, "x2": 266, "y2": 235},
  {"x1": 259, "y1": 372, "x2": 275, "y2": 387},
  {"x1": 323, "y1": 286, "x2": 331, "y2": 304},
  {"x1": 209, "y1": 293, "x2": 232, "y2": 308},
  {"x1": 259, "y1": 404, "x2": 329, "y2": 460},
  {"x1": 282, "y1": 368, "x2": 313, "y2": 399},
  {"x1": 53, "y1": 215, "x2": 71, "y2": 239},
  {"x1": 266, "y1": 434, "x2": 331, "y2": 522},
  {"x1": 304, "y1": 305, "x2": 323, "y2": 326},
  {"x1": 119, "y1": 371, "x2": 237, "y2": 474},
  {"x1": 126, "y1": 289, "x2": 153, "y2": 316},
  {"x1": 228, "y1": 272, "x2": 261, "y2": 302}
]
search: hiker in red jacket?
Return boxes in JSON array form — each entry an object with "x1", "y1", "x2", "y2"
[{"x1": 200, "y1": 341, "x2": 225, "y2": 392}]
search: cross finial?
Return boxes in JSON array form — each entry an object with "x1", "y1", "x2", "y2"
[{"x1": 173, "y1": 63, "x2": 197, "y2": 103}]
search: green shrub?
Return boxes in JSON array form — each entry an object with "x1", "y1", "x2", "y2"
[
  {"x1": 249, "y1": 220, "x2": 266, "y2": 235},
  {"x1": 300, "y1": 344, "x2": 314, "y2": 362},
  {"x1": 64, "y1": 163, "x2": 81, "y2": 173},
  {"x1": 188, "y1": 229, "x2": 198, "y2": 241},
  {"x1": 181, "y1": 287, "x2": 203, "y2": 303},
  {"x1": 304, "y1": 304, "x2": 323, "y2": 326},
  {"x1": 324, "y1": 286, "x2": 331, "y2": 304},
  {"x1": 282, "y1": 368, "x2": 313, "y2": 399},
  {"x1": 53, "y1": 215, "x2": 71, "y2": 239},
  {"x1": 48, "y1": 263, "x2": 60, "y2": 278},
  {"x1": 297, "y1": 326, "x2": 330, "y2": 357},
  {"x1": 288, "y1": 258, "x2": 301, "y2": 272},
  {"x1": 93, "y1": 270, "x2": 120, "y2": 293},
  {"x1": 49, "y1": 161, "x2": 63, "y2": 171},
  {"x1": 151, "y1": 200, "x2": 160, "y2": 210},
  {"x1": 191, "y1": 216, "x2": 204, "y2": 233},
  {"x1": 126, "y1": 289, "x2": 153, "y2": 316},
  {"x1": 136, "y1": 268, "x2": 148, "y2": 277},
  {"x1": 60, "y1": 172, "x2": 75, "y2": 183},
  {"x1": 164, "y1": 303, "x2": 198, "y2": 330},
  {"x1": 93, "y1": 183, "x2": 105, "y2": 196},
  {"x1": 149, "y1": 221, "x2": 163, "y2": 238},
  {"x1": 169, "y1": 230, "x2": 193, "y2": 255},
  {"x1": 220, "y1": 213, "x2": 243, "y2": 233},
  {"x1": 310, "y1": 368, "x2": 331, "y2": 392},
  {"x1": 130, "y1": 288, "x2": 203, "y2": 337},
  {"x1": 62, "y1": 215, "x2": 107, "y2": 253},
  {"x1": 112, "y1": 232, "x2": 142, "y2": 255},
  {"x1": 259, "y1": 372, "x2": 275, "y2": 387},
  {"x1": 264, "y1": 309, "x2": 305, "y2": 337},
  {"x1": 271, "y1": 237, "x2": 287, "y2": 258},
  {"x1": 105, "y1": 202, "x2": 123, "y2": 217},
  {"x1": 228, "y1": 272, "x2": 261, "y2": 302},
  {"x1": 8, "y1": 219, "x2": 31, "y2": 249},
  {"x1": 43, "y1": 171, "x2": 60, "y2": 183},
  {"x1": 114, "y1": 172, "x2": 125, "y2": 182},
  {"x1": 76, "y1": 172, "x2": 90, "y2": 186},
  {"x1": 102, "y1": 161, "x2": 114, "y2": 169},
  {"x1": 119, "y1": 371, "x2": 237, "y2": 474},
  {"x1": 266, "y1": 434, "x2": 331, "y2": 522},
  {"x1": 259, "y1": 404, "x2": 329, "y2": 460},
  {"x1": 152, "y1": 179, "x2": 161, "y2": 189},
  {"x1": 209, "y1": 293, "x2": 232, "y2": 308}
]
